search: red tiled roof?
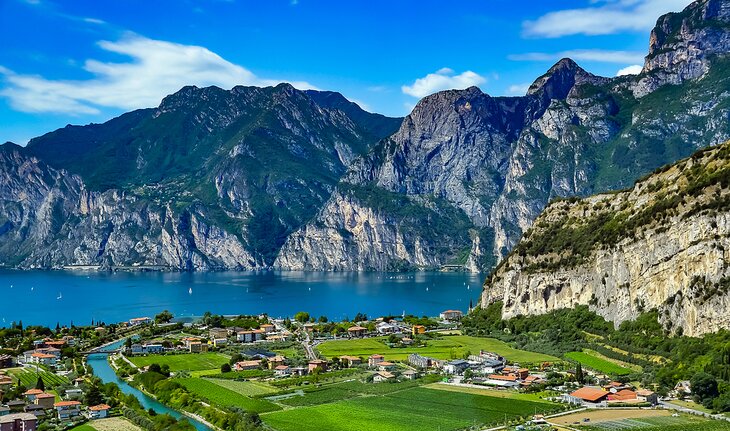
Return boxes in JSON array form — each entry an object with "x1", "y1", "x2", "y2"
[
  {"x1": 570, "y1": 387, "x2": 608, "y2": 402},
  {"x1": 89, "y1": 404, "x2": 111, "y2": 411},
  {"x1": 488, "y1": 374, "x2": 517, "y2": 381},
  {"x1": 54, "y1": 401, "x2": 81, "y2": 407},
  {"x1": 35, "y1": 393, "x2": 55, "y2": 399},
  {"x1": 608, "y1": 389, "x2": 637, "y2": 401},
  {"x1": 24, "y1": 389, "x2": 44, "y2": 395}
]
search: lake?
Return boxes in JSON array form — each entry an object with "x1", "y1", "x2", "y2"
[{"x1": 0, "y1": 270, "x2": 484, "y2": 327}]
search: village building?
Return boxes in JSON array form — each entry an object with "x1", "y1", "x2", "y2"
[
  {"x1": 564, "y1": 387, "x2": 609, "y2": 405},
  {"x1": 377, "y1": 361, "x2": 396, "y2": 372},
  {"x1": 188, "y1": 341, "x2": 209, "y2": 353},
  {"x1": 347, "y1": 326, "x2": 368, "y2": 338},
  {"x1": 0, "y1": 412, "x2": 37, "y2": 431},
  {"x1": 408, "y1": 353, "x2": 435, "y2": 369},
  {"x1": 439, "y1": 310, "x2": 463, "y2": 321},
  {"x1": 339, "y1": 356, "x2": 362, "y2": 367},
  {"x1": 22, "y1": 390, "x2": 43, "y2": 403},
  {"x1": 260, "y1": 324, "x2": 275, "y2": 333},
  {"x1": 268, "y1": 356, "x2": 286, "y2": 369},
  {"x1": 209, "y1": 328, "x2": 228, "y2": 339},
  {"x1": 0, "y1": 355, "x2": 15, "y2": 369},
  {"x1": 484, "y1": 374, "x2": 520, "y2": 388},
  {"x1": 233, "y1": 360, "x2": 261, "y2": 371},
  {"x1": 53, "y1": 401, "x2": 81, "y2": 420},
  {"x1": 128, "y1": 317, "x2": 152, "y2": 326},
  {"x1": 402, "y1": 369, "x2": 419, "y2": 380},
  {"x1": 33, "y1": 394, "x2": 55, "y2": 410},
  {"x1": 637, "y1": 389, "x2": 659, "y2": 405},
  {"x1": 444, "y1": 359, "x2": 470, "y2": 374},
  {"x1": 28, "y1": 353, "x2": 56, "y2": 367},
  {"x1": 375, "y1": 321, "x2": 400, "y2": 334},
  {"x1": 368, "y1": 354, "x2": 384, "y2": 367},
  {"x1": 88, "y1": 404, "x2": 111, "y2": 419},
  {"x1": 373, "y1": 371, "x2": 395, "y2": 383},
  {"x1": 308, "y1": 359, "x2": 328, "y2": 373},
  {"x1": 274, "y1": 365, "x2": 291, "y2": 377},
  {"x1": 411, "y1": 325, "x2": 426, "y2": 335},
  {"x1": 212, "y1": 338, "x2": 227, "y2": 348}
]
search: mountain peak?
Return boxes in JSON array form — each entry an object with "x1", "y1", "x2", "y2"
[{"x1": 526, "y1": 58, "x2": 593, "y2": 99}]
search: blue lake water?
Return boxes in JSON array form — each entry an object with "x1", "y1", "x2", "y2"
[
  {"x1": 86, "y1": 339, "x2": 210, "y2": 431},
  {"x1": 0, "y1": 270, "x2": 484, "y2": 327}
]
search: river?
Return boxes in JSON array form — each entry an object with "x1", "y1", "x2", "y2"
[
  {"x1": 86, "y1": 339, "x2": 211, "y2": 431},
  {"x1": 0, "y1": 270, "x2": 483, "y2": 327}
]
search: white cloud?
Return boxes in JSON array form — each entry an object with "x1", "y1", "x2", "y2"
[
  {"x1": 0, "y1": 33, "x2": 316, "y2": 115},
  {"x1": 616, "y1": 64, "x2": 644, "y2": 76},
  {"x1": 506, "y1": 83, "x2": 531, "y2": 96},
  {"x1": 523, "y1": 0, "x2": 691, "y2": 38},
  {"x1": 402, "y1": 68, "x2": 486, "y2": 98},
  {"x1": 509, "y1": 49, "x2": 645, "y2": 64}
]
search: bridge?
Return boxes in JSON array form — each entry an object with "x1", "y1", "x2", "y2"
[{"x1": 79, "y1": 347, "x2": 122, "y2": 355}]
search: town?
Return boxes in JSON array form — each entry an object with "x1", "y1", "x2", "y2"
[{"x1": 1, "y1": 307, "x2": 728, "y2": 431}]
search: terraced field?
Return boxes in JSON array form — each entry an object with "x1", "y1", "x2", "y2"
[{"x1": 8, "y1": 367, "x2": 69, "y2": 387}]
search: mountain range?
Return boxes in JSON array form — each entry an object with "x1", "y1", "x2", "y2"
[{"x1": 2, "y1": 0, "x2": 730, "y2": 273}]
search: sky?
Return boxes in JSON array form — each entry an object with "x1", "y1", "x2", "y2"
[{"x1": 0, "y1": 0, "x2": 694, "y2": 145}]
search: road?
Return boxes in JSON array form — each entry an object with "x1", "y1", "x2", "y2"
[{"x1": 661, "y1": 401, "x2": 730, "y2": 422}]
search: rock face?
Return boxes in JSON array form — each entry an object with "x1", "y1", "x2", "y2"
[
  {"x1": 4, "y1": 0, "x2": 730, "y2": 273},
  {"x1": 278, "y1": 0, "x2": 730, "y2": 272},
  {"x1": 0, "y1": 85, "x2": 400, "y2": 270},
  {"x1": 481, "y1": 142, "x2": 730, "y2": 336}
]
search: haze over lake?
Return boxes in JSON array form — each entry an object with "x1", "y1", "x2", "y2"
[{"x1": 0, "y1": 270, "x2": 483, "y2": 326}]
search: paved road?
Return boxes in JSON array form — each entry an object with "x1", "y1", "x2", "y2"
[{"x1": 661, "y1": 401, "x2": 730, "y2": 422}]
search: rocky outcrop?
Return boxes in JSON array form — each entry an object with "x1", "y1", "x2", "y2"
[
  {"x1": 279, "y1": 0, "x2": 730, "y2": 272},
  {"x1": 481, "y1": 142, "x2": 730, "y2": 336}
]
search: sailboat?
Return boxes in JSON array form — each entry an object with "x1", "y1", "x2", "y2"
[
  {"x1": 57, "y1": 292, "x2": 62, "y2": 300},
  {"x1": 188, "y1": 287, "x2": 193, "y2": 295}
]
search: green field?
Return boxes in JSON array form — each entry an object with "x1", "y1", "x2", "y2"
[
  {"x1": 275, "y1": 379, "x2": 428, "y2": 407},
  {"x1": 205, "y1": 378, "x2": 277, "y2": 396},
  {"x1": 264, "y1": 386, "x2": 559, "y2": 431},
  {"x1": 128, "y1": 353, "x2": 229, "y2": 372},
  {"x1": 565, "y1": 350, "x2": 632, "y2": 375},
  {"x1": 176, "y1": 378, "x2": 281, "y2": 413},
  {"x1": 8, "y1": 368, "x2": 69, "y2": 388},
  {"x1": 69, "y1": 426, "x2": 97, "y2": 431},
  {"x1": 581, "y1": 415, "x2": 728, "y2": 430},
  {"x1": 317, "y1": 335, "x2": 558, "y2": 363}
]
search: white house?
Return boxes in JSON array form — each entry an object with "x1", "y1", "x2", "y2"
[{"x1": 88, "y1": 404, "x2": 111, "y2": 419}]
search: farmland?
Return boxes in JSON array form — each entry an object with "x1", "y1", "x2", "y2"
[
  {"x1": 205, "y1": 378, "x2": 278, "y2": 396},
  {"x1": 70, "y1": 418, "x2": 143, "y2": 431},
  {"x1": 316, "y1": 335, "x2": 558, "y2": 363},
  {"x1": 263, "y1": 386, "x2": 561, "y2": 431},
  {"x1": 128, "y1": 353, "x2": 229, "y2": 372},
  {"x1": 577, "y1": 414, "x2": 725, "y2": 431},
  {"x1": 176, "y1": 378, "x2": 281, "y2": 413},
  {"x1": 7, "y1": 367, "x2": 69, "y2": 388},
  {"x1": 565, "y1": 350, "x2": 633, "y2": 375}
]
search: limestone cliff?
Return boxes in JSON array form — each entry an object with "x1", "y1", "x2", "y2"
[{"x1": 481, "y1": 142, "x2": 730, "y2": 336}]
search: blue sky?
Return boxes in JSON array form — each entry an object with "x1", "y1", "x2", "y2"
[{"x1": 0, "y1": 0, "x2": 693, "y2": 145}]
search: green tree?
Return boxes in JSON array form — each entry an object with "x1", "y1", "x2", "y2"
[
  {"x1": 85, "y1": 382, "x2": 104, "y2": 406},
  {"x1": 576, "y1": 363, "x2": 584, "y2": 384},
  {"x1": 691, "y1": 372, "x2": 719, "y2": 408},
  {"x1": 155, "y1": 310, "x2": 174, "y2": 324},
  {"x1": 35, "y1": 376, "x2": 45, "y2": 391},
  {"x1": 221, "y1": 363, "x2": 232, "y2": 373},
  {"x1": 294, "y1": 312, "x2": 310, "y2": 323}
]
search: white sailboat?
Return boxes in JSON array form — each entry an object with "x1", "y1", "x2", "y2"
[
  {"x1": 188, "y1": 287, "x2": 193, "y2": 295},
  {"x1": 57, "y1": 292, "x2": 62, "y2": 300}
]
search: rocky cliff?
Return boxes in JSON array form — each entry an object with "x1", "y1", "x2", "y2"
[
  {"x1": 276, "y1": 0, "x2": 730, "y2": 272},
  {"x1": 0, "y1": 85, "x2": 400, "y2": 270},
  {"x1": 481, "y1": 142, "x2": 730, "y2": 336}
]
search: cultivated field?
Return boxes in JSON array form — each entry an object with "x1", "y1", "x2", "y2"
[
  {"x1": 71, "y1": 418, "x2": 143, "y2": 431},
  {"x1": 176, "y1": 377, "x2": 281, "y2": 413},
  {"x1": 565, "y1": 350, "x2": 633, "y2": 375},
  {"x1": 316, "y1": 335, "x2": 558, "y2": 363},
  {"x1": 579, "y1": 415, "x2": 725, "y2": 431},
  {"x1": 205, "y1": 378, "x2": 278, "y2": 396},
  {"x1": 128, "y1": 353, "x2": 229, "y2": 372},
  {"x1": 263, "y1": 386, "x2": 560, "y2": 431},
  {"x1": 8, "y1": 367, "x2": 69, "y2": 387}
]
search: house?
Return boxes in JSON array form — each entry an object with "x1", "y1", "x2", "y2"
[
  {"x1": 64, "y1": 389, "x2": 83, "y2": 400},
  {"x1": 22, "y1": 390, "x2": 43, "y2": 403},
  {"x1": 28, "y1": 353, "x2": 56, "y2": 367},
  {"x1": 233, "y1": 360, "x2": 261, "y2": 371},
  {"x1": 408, "y1": 354, "x2": 433, "y2": 369},
  {"x1": 267, "y1": 356, "x2": 286, "y2": 369},
  {"x1": 603, "y1": 381, "x2": 630, "y2": 392},
  {"x1": 130, "y1": 344, "x2": 144, "y2": 355},
  {"x1": 88, "y1": 404, "x2": 111, "y2": 419},
  {"x1": 0, "y1": 376, "x2": 13, "y2": 391},
  {"x1": 468, "y1": 351, "x2": 505, "y2": 367},
  {"x1": 274, "y1": 365, "x2": 291, "y2": 377},
  {"x1": 209, "y1": 328, "x2": 228, "y2": 339},
  {"x1": 347, "y1": 326, "x2": 368, "y2": 338},
  {"x1": 608, "y1": 389, "x2": 638, "y2": 402},
  {"x1": 33, "y1": 394, "x2": 55, "y2": 410},
  {"x1": 375, "y1": 321, "x2": 400, "y2": 334},
  {"x1": 308, "y1": 360, "x2": 327, "y2": 373},
  {"x1": 339, "y1": 356, "x2": 362, "y2": 367},
  {"x1": 290, "y1": 366, "x2": 308, "y2": 376},
  {"x1": 439, "y1": 310, "x2": 463, "y2": 321},
  {"x1": 236, "y1": 331, "x2": 254, "y2": 343},
  {"x1": 0, "y1": 355, "x2": 15, "y2": 369},
  {"x1": 565, "y1": 387, "x2": 609, "y2": 404},
  {"x1": 144, "y1": 344, "x2": 163, "y2": 354},
  {"x1": 402, "y1": 370, "x2": 419, "y2": 380},
  {"x1": 412, "y1": 325, "x2": 426, "y2": 335},
  {"x1": 61, "y1": 336, "x2": 76, "y2": 346},
  {"x1": 373, "y1": 371, "x2": 395, "y2": 383},
  {"x1": 444, "y1": 359, "x2": 469, "y2": 374},
  {"x1": 368, "y1": 355, "x2": 384, "y2": 367},
  {"x1": 23, "y1": 405, "x2": 44, "y2": 420},
  {"x1": 674, "y1": 380, "x2": 692, "y2": 396},
  {"x1": 5, "y1": 402, "x2": 25, "y2": 414},
  {"x1": 377, "y1": 362, "x2": 396, "y2": 372},
  {"x1": 260, "y1": 324, "x2": 275, "y2": 333},
  {"x1": 53, "y1": 401, "x2": 81, "y2": 420},
  {"x1": 521, "y1": 375, "x2": 544, "y2": 386},
  {"x1": 0, "y1": 412, "x2": 37, "y2": 431},
  {"x1": 189, "y1": 342, "x2": 209, "y2": 353},
  {"x1": 128, "y1": 317, "x2": 152, "y2": 326},
  {"x1": 401, "y1": 337, "x2": 413, "y2": 345},
  {"x1": 485, "y1": 375, "x2": 520, "y2": 388},
  {"x1": 0, "y1": 406, "x2": 8, "y2": 417},
  {"x1": 637, "y1": 389, "x2": 658, "y2": 405},
  {"x1": 212, "y1": 338, "x2": 227, "y2": 348}
]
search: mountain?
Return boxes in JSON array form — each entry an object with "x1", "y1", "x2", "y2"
[
  {"x1": 3, "y1": 0, "x2": 730, "y2": 272},
  {"x1": 481, "y1": 141, "x2": 730, "y2": 337},
  {"x1": 276, "y1": 0, "x2": 730, "y2": 272},
  {"x1": 0, "y1": 85, "x2": 400, "y2": 270}
]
